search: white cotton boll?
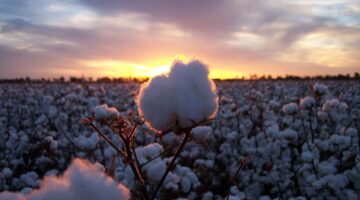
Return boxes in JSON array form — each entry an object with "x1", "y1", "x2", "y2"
[
  {"x1": 282, "y1": 102, "x2": 298, "y2": 115},
  {"x1": 318, "y1": 161, "x2": 337, "y2": 176},
  {"x1": 146, "y1": 160, "x2": 166, "y2": 182},
  {"x1": 164, "y1": 172, "x2": 180, "y2": 187},
  {"x1": 162, "y1": 132, "x2": 178, "y2": 146},
  {"x1": 226, "y1": 131, "x2": 238, "y2": 141},
  {"x1": 322, "y1": 99, "x2": 340, "y2": 113},
  {"x1": 107, "y1": 107, "x2": 119, "y2": 120},
  {"x1": 137, "y1": 76, "x2": 176, "y2": 131},
  {"x1": 300, "y1": 96, "x2": 315, "y2": 109},
  {"x1": 313, "y1": 83, "x2": 328, "y2": 96},
  {"x1": 104, "y1": 147, "x2": 116, "y2": 160},
  {"x1": 191, "y1": 126, "x2": 212, "y2": 142},
  {"x1": 87, "y1": 97, "x2": 100, "y2": 110},
  {"x1": 202, "y1": 192, "x2": 213, "y2": 200},
  {"x1": 302, "y1": 151, "x2": 314, "y2": 162},
  {"x1": 0, "y1": 158, "x2": 130, "y2": 200},
  {"x1": 142, "y1": 143, "x2": 164, "y2": 159},
  {"x1": 317, "y1": 111, "x2": 328, "y2": 121},
  {"x1": 168, "y1": 60, "x2": 218, "y2": 128},
  {"x1": 20, "y1": 172, "x2": 40, "y2": 188},
  {"x1": 259, "y1": 196, "x2": 271, "y2": 200},
  {"x1": 329, "y1": 134, "x2": 351, "y2": 149},
  {"x1": 2, "y1": 168, "x2": 12, "y2": 178},
  {"x1": 180, "y1": 176, "x2": 192, "y2": 193},
  {"x1": 94, "y1": 104, "x2": 109, "y2": 120},
  {"x1": 47, "y1": 106, "x2": 58, "y2": 119},
  {"x1": 137, "y1": 60, "x2": 218, "y2": 132},
  {"x1": 278, "y1": 129, "x2": 297, "y2": 140},
  {"x1": 267, "y1": 124, "x2": 279, "y2": 138}
]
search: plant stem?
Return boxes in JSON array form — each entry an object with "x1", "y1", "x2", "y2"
[
  {"x1": 90, "y1": 123, "x2": 127, "y2": 157},
  {"x1": 90, "y1": 123, "x2": 149, "y2": 199},
  {"x1": 150, "y1": 131, "x2": 191, "y2": 200},
  {"x1": 225, "y1": 158, "x2": 248, "y2": 200},
  {"x1": 309, "y1": 109, "x2": 314, "y2": 143}
]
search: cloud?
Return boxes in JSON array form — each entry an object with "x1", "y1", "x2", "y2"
[{"x1": 0, "y1": 0, "x2": 359, "y2": 78}]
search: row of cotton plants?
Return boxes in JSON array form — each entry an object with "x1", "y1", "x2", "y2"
[{"x1": 0, "y1": 67, "x2": 359, "y2": 199}]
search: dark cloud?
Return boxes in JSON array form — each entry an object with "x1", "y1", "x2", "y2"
[
  {"x1": 79, "y1": 0, "x2": 285, "y2": 36},
  {"x1": 0, "y1": 0, "x2": 359, "y2": 78}
]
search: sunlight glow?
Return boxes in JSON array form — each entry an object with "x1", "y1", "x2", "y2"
[{"x1": 78, "y1": 55, "x2": 242, "y2": 79}]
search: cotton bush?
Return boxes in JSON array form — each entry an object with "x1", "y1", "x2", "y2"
[
  {"x1": 0, "y1": 158, "x2": 130, "y2": 200},
  {"x1": 1, "y1": 80, "x2": 360, "y2": 199}
]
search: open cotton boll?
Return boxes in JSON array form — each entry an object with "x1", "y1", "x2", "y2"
[
  {"x1": 137, "y1": 76, "x2": 176, "y2": 131},
  {"x1": 282, "y1": 103, "x2": 298, "y2": 115},
  {"x1": 137, "y1": 59, "x2": 218, "y2": 133},
  {"x1": 191, "y1": 126, "x2": 212, "y2": 142},
  {"x1": 313, "y1": 83, "x2": 328, "y2": 96},
  {"x1": 300, "y1": 97, "x2": 315, "y2": 109},
  {"x1": 168, "y1": 60, "x2": 218, "y2": 128},
  {"x1": 107, "y1": 107, "x2": 120, "y2": 120},
  {"x1": 146, "y1": 160, "x2": 166, "y2": 182},
  {"x1": 0, "y1": 158, "x2": 130, "y2": 200},
  {"x1": 2, "y1": 168, "x2": 13, "y2": 178},
  {"x1": 94, "y1": 104, "x2": 109, "y2": 120}
]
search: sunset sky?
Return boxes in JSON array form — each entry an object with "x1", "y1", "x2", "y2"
[{"x1": 0, "y1": 0, "x2": 359, "y2": 79}]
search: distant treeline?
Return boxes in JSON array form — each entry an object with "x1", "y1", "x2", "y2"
[{"x1": 1, "y1": 73, "x2": 359, "y2": 83}]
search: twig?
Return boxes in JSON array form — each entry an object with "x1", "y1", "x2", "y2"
[
  {"x1": 225, "y1": 158, "x2": 249, "y2": 200},
  {"x1": 89, "y1": 123, "x2": 127, "y2": 157},
  {"x1": 150, "y1": 131, "x2": 191, "y2": 200}
]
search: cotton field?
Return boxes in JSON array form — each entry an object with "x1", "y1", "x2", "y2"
[{"x1": 0, "y1": 80, "x2": 360, "y2": 199}]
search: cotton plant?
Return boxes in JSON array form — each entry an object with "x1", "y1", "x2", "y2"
[
  {"x1": 79, "y1": 59, "x2": 218, "y2": 199},
  {"x1": 1, "y1": 78, "x2": 360, "y2": 199}
]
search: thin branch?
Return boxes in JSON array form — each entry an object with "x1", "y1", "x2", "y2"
[
  {"x1": 140, "y1": 147, "x2": 174, "y2": 167},
  {"x1": 89, "y1": 123, "x2": 127, "y2": 157},
  {"x1": 151, "y1": 131, "x2": 191, "y2": 200}
]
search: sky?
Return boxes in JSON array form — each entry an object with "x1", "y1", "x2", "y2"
[{"x1": 0, "y1": 0, "x2": 359, "y2": 79}]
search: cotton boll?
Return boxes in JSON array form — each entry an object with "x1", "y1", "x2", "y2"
[
  {"x1": 322, "y1": 99, "x2": 340, "y2": 113},
  {"x1": 142, "y1": 143, "x2": 164, "y2": 159},
  {"x1": 318, "y1": 161, "x2": 337, "y2": 176},
  {"x1": 282, "y1": 103, "x2": 298, "y2": 115},
  {"x1": 2, "y1": 168, "x2": 13, "y2": 178},
  {"x1": 278, "y1": 129, "x2": 297, "y2": 140},
  {"x1": 94, "y1": 104, "x2": 109, "y2": 120},
  {"x1": 162, "y1": 132, "x2": 178, "y2": 146},
  {"x1": 138, "y1": 76, "x2": 176, "y2": 131},
  {"x1": 313, "y1": 83, "x2": 328, "y2": 96},
  {"x1": 300, "y1": 96, "x2": 315, "y2": 109},
  {"x1": 137, "y1": 59, "x2": 218, "y2": 132},
  {"x1": 107, "y1": 107, "x2": 120, "y2": 120},
  {"x1": 169, "y1": 60, "x2": 218, "y2": 128},
  {"x1": 180, "y1": 176, "x2": 192, "y2": 193},
  {"x1": 146, "y1": 160, "x2": 166, "y2": 182},
  {"x1": 302, "y1": 151, "x2": 314, "y2": 162},
  {"x1": 202, "y1": 192, "x2": 213, "y2": 200},
  {"x1": 191, "y1": 126, "x2": 212, "y2": 142},
  {"x1": 317, "y1": 111, "x2": 328, "y2": 121},
  {"x1": 0, "y1": 158, "x2": 130, "y2": 200}
]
